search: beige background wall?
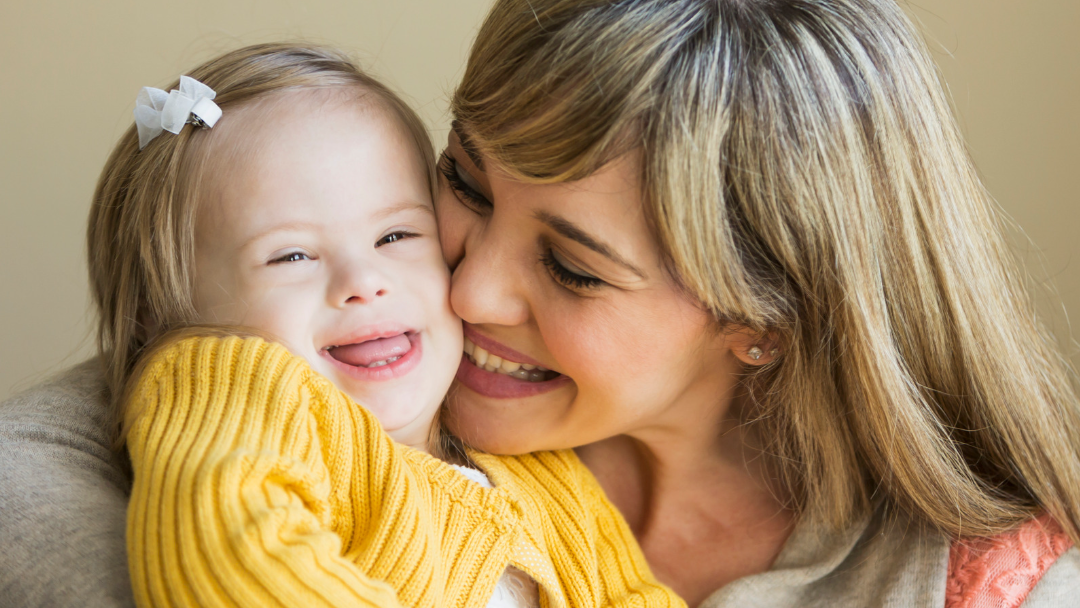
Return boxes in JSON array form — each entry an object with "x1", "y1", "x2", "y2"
[{"x1": 2, "y1": 0, "x2": 1078, "y2": 400}]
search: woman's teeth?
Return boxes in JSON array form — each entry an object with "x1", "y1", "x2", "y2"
[{"x1": 463, "y1": 338, "x2": 555, "y2": 382}]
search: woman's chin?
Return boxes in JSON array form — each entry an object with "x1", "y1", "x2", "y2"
[
  {"x1": 443, "y1": 380, "x2": 570, "y2": 455},
  {"x1": 445, "y1": 416, "x2": 532, "y2": 455}
]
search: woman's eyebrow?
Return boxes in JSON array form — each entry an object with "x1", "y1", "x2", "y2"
[
  {"x1": 534, "y1": 210, "x2": 645, "y2": 278},
  {"x1": 451, "y1": 120, "x2": 485, "y2": 171}
]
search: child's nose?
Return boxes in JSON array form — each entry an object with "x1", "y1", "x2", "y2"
[{"x1": 331, "y1": 263, "x2": 389, "y2": 306}]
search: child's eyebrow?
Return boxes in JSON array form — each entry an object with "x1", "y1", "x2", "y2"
[
  {"x1": 372, "y1": 200, "x2": 435, "y2": 221},
  {"x1": 239, "y1": 221, "x2": 324, "y2": 250}
]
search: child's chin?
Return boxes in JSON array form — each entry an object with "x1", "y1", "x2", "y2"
[
  {"x1": 312, "y1": 360, "x2": 439, "y2": 444},
  {"x1": 352, "y1": 394, "x2": 439, "y2": 442}
]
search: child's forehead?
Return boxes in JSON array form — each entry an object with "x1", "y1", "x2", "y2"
[
  {"x1": 202, "y1": 87, "x2": 419, "y2": 181},
  {"x1": 215, "y1": 86, "x2": 398, "y2": 150},
  {"x1": 195, "y1": 88, "x2": 433, "y2": 239}
]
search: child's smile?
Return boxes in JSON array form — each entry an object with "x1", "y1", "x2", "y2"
[{"x1": 320, "y1": 326, "x2": 422, "y2": 380}]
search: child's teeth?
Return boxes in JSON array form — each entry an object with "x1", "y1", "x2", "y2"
[
  {"x1": 463, "y1": 338, "x2": 554, "y2": 382},
  {"x1": 366, "y1": 355, "x2": 400, "y2": 368}
]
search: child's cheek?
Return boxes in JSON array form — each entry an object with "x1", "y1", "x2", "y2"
[{"x1": 223, "y1": 276, "x2": 306, "y2": 339}]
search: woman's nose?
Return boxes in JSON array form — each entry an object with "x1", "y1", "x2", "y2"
[
  {"x1": 330, "y1": 261, "x2": 389, "y2": 307},
  {"x1": 448, "y1": 218, "x2": 531, "y2": 327}
]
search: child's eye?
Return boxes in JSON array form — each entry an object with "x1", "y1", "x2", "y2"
[
  {"x1": 438, "y1": 151, "x2": 491, "y2": 214},
  {"x1": 270, "y1": 251, "x2": 312, "y2": 264},
  {"x1": 376, "y1": 231, "x2": 418, "y2": 247}
]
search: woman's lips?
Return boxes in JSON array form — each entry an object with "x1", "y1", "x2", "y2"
[
  {"x1": 462, "y1": 325, "x2": 548, "y2": 369},
  {"x1": 455, "y1": 353, "x2": 571, "y2": 399},
  {"x1": 320, "y1": 331, "x2": 422, "y2": 382},
  {"x1": 456, "y1": 326, "x2": 569, "y2": 398}
]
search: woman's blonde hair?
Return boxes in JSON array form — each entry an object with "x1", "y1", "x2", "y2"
[
  {"x1": 453, "y1": 0, "x2": 1080, "y2": 542},
  {"x1": 87, "y1": 42, "x2": 435, "y2": 443}
]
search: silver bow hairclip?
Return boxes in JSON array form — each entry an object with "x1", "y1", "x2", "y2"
[{"x1": 133, "y1": 75, "x2": 222, "y2": 149}]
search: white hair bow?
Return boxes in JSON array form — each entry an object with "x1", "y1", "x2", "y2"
[{"x1": 133, "y1": 76, "x2": 222, "y2": 149}]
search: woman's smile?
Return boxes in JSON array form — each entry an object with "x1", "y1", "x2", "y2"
[{"x1": 455, "y1": 324, "x2": 570, "y2": 398}]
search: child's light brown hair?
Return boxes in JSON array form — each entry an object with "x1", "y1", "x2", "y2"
[{"x1": 87, "y1": 43, "x2": 435, "y2": 443}]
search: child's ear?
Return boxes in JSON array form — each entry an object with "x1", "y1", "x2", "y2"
[{"x1": 726, "y1": 326, "x2": 782, "y2": 366}]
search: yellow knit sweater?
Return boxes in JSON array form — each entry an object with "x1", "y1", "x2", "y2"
[{"x1": 124, "y1": 336, "x2": 684, "y2": 608}]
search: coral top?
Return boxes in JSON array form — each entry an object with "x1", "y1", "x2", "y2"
[
  {"x1": 124, "y1": 336, "x2": 684, "y2": 608},
  {"x1": 946, "y1": 514, "x2": 1074, "y2": 608}
]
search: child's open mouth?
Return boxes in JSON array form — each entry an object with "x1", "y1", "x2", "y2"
[
  {"x1": 325, "y1": 333, "x2": 411, "y2": 368},
  {"x1": 320, "y1": 331, "x2": 422, "y2": 381}
]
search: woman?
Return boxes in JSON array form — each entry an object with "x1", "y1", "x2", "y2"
[
  {"x1": 436, "y1": 0, "x2": 1080, "y2": 604},
  {"x1": 1, "y1": 0, "x2": 1078, "y2": 606}
]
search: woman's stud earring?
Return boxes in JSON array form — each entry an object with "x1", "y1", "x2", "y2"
[
  {"x1": 748, "y1": 346, "x2": 764, "y2": 361},
  {"x1": 769, "y1": 348, "x2": 779, "y2": 357}
]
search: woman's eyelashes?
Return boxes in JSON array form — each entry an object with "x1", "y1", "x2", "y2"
[
  {"x1": 438, "y1": 149, "x2": 603, "y2": 292},
  {"x1": 438, "y1": 152, "x2": 491, "y2": 213},
  {"x1": 541, "y1": 248, "x2": 604, "y2": 290}
]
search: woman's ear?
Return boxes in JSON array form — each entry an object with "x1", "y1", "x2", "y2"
[{"x1": 727, "y1": 327, "x2": 782, "y2": 366}]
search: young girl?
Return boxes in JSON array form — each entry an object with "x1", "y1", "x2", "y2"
[{"x1": 93, "y1": 43, "x2": 684, "y2": 608}]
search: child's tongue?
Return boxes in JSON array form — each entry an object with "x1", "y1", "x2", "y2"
[{"x1": 328, "y1": 334, "x2": 411, "y2": 367}]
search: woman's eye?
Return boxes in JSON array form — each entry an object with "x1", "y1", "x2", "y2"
[
  {"x1": 270, "y1": 251, "x2": 312, "y2": 264},
  {"x1": 376, "y1": 231, "x2": 418, "y2": 247},
  {"x1": 438, "y1": 151, "x2": 492, "y2": 214},
  {"x1": 541, "y1": 248, "x2": 604, "y2": 290}
]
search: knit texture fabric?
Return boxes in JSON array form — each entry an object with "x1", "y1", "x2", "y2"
[
  {"x1": 124, "y1": 335, "x2": 684, "y2": 608},
  {"x1": 945, "y1": 514, "x2": 1074, "y2": 608}
]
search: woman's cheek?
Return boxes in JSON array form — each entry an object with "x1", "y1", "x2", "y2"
[
  {"x1": 564, "y1": 295, "x2": 709, "y2": 399},
  {"x1": 546, "y1": 303, "x2": 647, "y2": 387}
]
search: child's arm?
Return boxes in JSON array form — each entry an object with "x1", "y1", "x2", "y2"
[
  {"x1": 124, "y1": 334, "x2": 407, "y2": 608},
  {"x1": 585, "y1": 486, "x2": 687, "y2": 608},
  {"x1": 480, "y1": 450, "x2": 687, "y2": 608}
]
